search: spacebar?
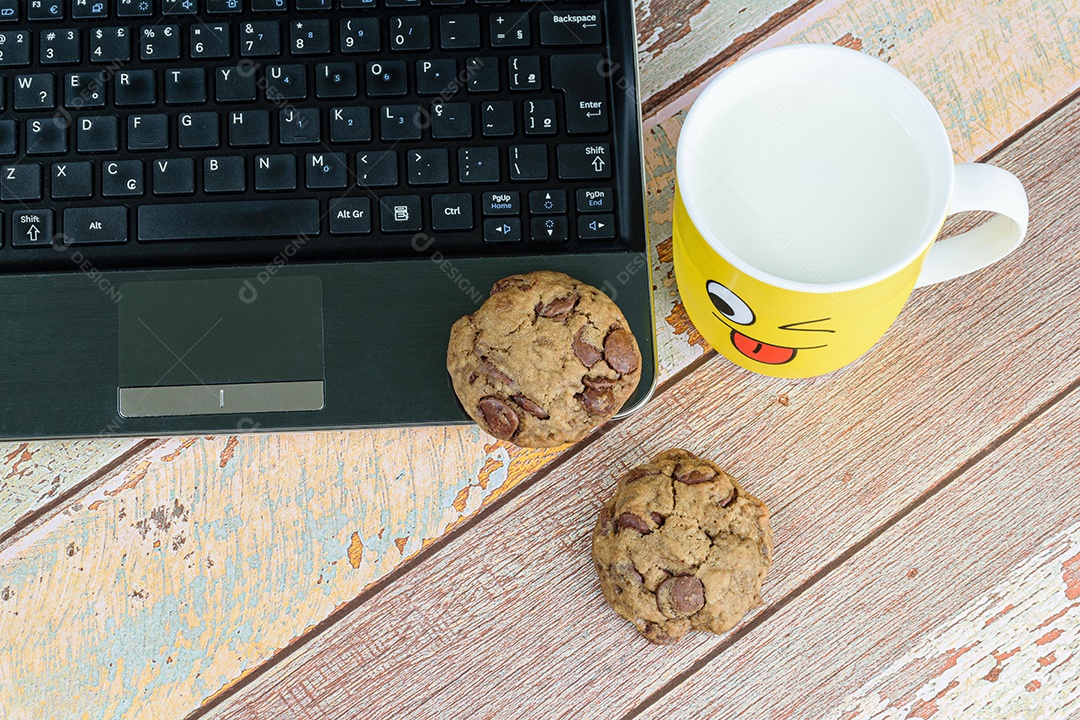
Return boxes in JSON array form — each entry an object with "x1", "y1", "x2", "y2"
[{"x1": 138, "y1": 200, "x2": 320, "y2": 242}]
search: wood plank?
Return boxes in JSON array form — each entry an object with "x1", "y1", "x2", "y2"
[
  {"x1": 0, "y1": 439, "x2": 146, "y2": 534},
  {"x1": 203, "y1": 92, "x2": 1080, "y2": 719},
  {"x1": 637, "y1": 390, "x2": 1080, "y2": 720},
  {"x1": 8, "y1": 0, "x2": 1080, "y2": 716}
]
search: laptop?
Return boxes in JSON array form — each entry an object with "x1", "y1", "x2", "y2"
[{"x1": 0, "y1": 0, "x2": 657, "y2": 439}]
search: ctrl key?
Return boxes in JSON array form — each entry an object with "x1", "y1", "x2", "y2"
[
  {"x1": 11, "y1": 209, "x2": 53, "y2": 248},
  {"x1": 62, "y1": 206, "x2": 128, "y2": 245}
]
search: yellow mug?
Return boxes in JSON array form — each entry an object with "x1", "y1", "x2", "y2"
[{"x1": 673, "y1": 44, "x2": 1029, "y2": 378}]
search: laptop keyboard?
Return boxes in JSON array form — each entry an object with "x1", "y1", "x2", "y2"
[{"x1": 0, "y1": 0, "x2": 642, "y2": 273}]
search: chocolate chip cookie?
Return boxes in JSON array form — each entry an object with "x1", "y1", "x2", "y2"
[
  {"x1": 591, "y1": 449, "x2": 773, "y2": 644},
  {"x1": 447, "y1": 271, "x2": 643, "y2": 448}
]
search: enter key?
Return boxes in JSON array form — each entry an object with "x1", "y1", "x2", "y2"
[{"x1": 551, "y1": 54, "x2": 609, "y2": 135}]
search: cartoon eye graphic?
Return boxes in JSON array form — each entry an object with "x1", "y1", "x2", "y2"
[{"x1": 707, "y1": 281, "x2": 755, "y2": 325}]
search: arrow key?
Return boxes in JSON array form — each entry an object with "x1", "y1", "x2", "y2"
[
  {"x1": 578, "y1": 213, "x2": 615, "y2": 241},
  {"x1": 11, "y1": 208, "x2": 53, "y2": 248},
  {"x1": 529, "y1": 189, "x2": 566, "y2": 215},
  {"x1": 484, "y1": 217, "x2": 521, "y2": 244},
  {"x1": 530, "y1": 215, "x2": 568, "y2": 243}
]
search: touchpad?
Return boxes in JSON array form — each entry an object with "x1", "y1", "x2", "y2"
[{"x1": 118, "y1": 276, "x2": 324, "y2": 418}]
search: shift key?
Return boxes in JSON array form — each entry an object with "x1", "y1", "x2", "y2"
[
  {"x1": 557, "y1": 142, "x2": 611, "y2": 180},
  {"x1": 63, "y1": 206, "x2": 128, "y2": 245}
]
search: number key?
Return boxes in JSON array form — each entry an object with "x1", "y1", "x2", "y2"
[
  {"x1": 191, "y1": 23, "x2": 230, "y2": 59},
  {"x1": 91, "y1": 27, "x2": 131, "y2": 64},
  {"x1": 0, "y1": 30, "x2": 31, "y2": 68},
  {"x1": 140, "y1": 25, "x2": 180, "y2": 61},
  {"x1": 390, "y1": 16, "x2": 430, "y2": 51},
  {"x1": 290, "y1": 20, "x2": 330, "y2": 55},
  {"x1": 241, "y1": 21, "x2": 280, "y2": 58},
  {"x1": 40, "y1": 29, "x2": 80, "y2": 66},
  {"x1": 341, "y1": 17, "x2": 379, "y2": 54}
]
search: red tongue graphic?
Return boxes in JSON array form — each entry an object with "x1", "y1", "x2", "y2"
[{"x1": 731, "y1": 331, "x2": 797, "y2": 365}]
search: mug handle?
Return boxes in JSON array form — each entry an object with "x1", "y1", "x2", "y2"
[{"x1": 915, "y1": 163, "x2": 1030, "y2": 288}]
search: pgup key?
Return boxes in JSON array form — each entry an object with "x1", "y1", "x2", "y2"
[{"x1": 551, "y1": 54, "x2": 609, "y2": 135}]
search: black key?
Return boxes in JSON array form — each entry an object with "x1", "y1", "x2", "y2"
[
  {"x1": 254, "y1": 154, "x2": 296, "y2": 191},
  {"x1": 191, "y1": 24, "x2": 231, "y2": 59},
  {"x1": 305, "y1": 151, "x2": 348, "y2": 189},
  {"x1": 458, "y1": 147, "x2": 499, "y2": 184},
  {"x1": 228, "y1": 110, "x2": 270, "y2": 147},
  {"x1": 117, "y1": 0, "x2": 153, "y2": 15},
  {"x1": 529, "y1": 189, "x2": 566, "y2": 215},
  {"x1": 152, "y1": 157, "x2": 195, "y2": 195},
  {"x1": 90, "y1": 27, "x2": 131, "y2": 64},
  {"x1": 431, "y1": 193, "x2": 473, "y2": 232},
  {"x1": 11, "y1": 209, "x2": 53, "y2": 248},
  {"x1": 440, "y1": 14, "x2": 480, "y2": 50},
  {"x1": 355, "y1": 150, "x2": 397, "y2": 188},
  {"x1": 0, "y1": 31, "x2": 30, "y2": 67},
  {"x1": 366, "y1": 60, "x2": 407, "y2": 97},
  {"x1": 65, "y1": 72, "x2": 105, "y2": 109},
  {"x1": 480, "y1": 100, "x2": 513, "y2": 137},
  {"x1": 280, "y1": 108, "x2": 320, "y2": 145},
  {"x1": 216, "y1": 66, "x2": 257, "y2": 103},
  {"x1": 430, "y1": 102, "x2": 472, "y2": 140},
  {"x1": 482, "y1": 190, "x2": 518, "y2": 216},
  {"x1": 204, "y1": 156, "x2": 246, "y2": 193},
  {"x1": 240, "y1": 21, "x2": 280, "y2": 58},
  {"x1": 341, "y1": 18, "x2": 380, "y2": 54},
  {"x1": 290, "y1": 19, "x2": 331, "y2": 55},
  {"x1": 557, "y1": 142, "x2": 611, "y2": 180},
  {"x1": 165, "y1": 68, "x2": 207, "y2": 105},
  {"x1": 385, "y1": 0, "x2": 419, "y2": 5},
  {"x1": 40, "y1": 28, "x2": 80, "y2": 65},
  {"x1": 380, "y1": 104, "x2": 423, "y2": 142},
  {"x1": 330, "y1": 106, "x2": 371, "y2": 143},
  {"x1": 0, "y1": 120, "x2": 14, "y2": 156},
  {"x1": 26, "y1": 117, "x2": 67, "y2": 155},
  {"x1": 30, "y1": 0, "x2": 65, "y2": 20},
  {"x1": 140, "y1": 25, "x2": 181, "y2": 61},
  {"x1": 484, "y1": 217, "x2": 520, "y2": 243},
  {"x1": 509, "y1": 145, "x2": 548, "y2": 182},
  {"x1": 265, "y1": 64, "x2": 306, "y2": 100},
  {"x1": 489, "y1": 12, "x2": 529, "y2": 47},
  {"x1": 115, "y1": 69, "x2": 155, "y2": 107},
  {"x1": 102, "y1": 159, "x2": 144, "y2": 197},
  {"x1": 390, "y1": 16, "x2": 430, "y2": 52},
  {"x1": 127, "y1": 113, "x2": 168, "y2": 151},
  {"x1": 531, "y1": 215, "x2": 568, "y2": 242},
  {"x1": 329, "y1": 197, "x2": 371, "y2": 235},
  {"x1": 466, "y1": 57, "x2": 499, "y2": 93},
  {"x1": 77, "y1": 115, "x2": 119, "y2": 153},
  {"x1": 540, "y1": 10, "x2": 603, "y2": 46},
  {"x1": 407, "y1": 148, "x2": 449, "y2": 186},
  {"x1": 63, "y1": 206, "x2": 128, "y2": 245},
  {"x1": 551, "y1": 54, "x2": 609, "y2": 135},
  {"x1": 379, "y1": 195, "x2": 421, "y2": 233},
  {"x1": 341, "y1": 0, "x2": 375, "y2": 10},
  {"x1": 296, "y1": 0, "x2": 330, "y2": 10},
  {"x1": 14, "y1": 74, "x2": 55, "y2": 111},
  {"x1": 0, "y1": 0, "x2": 18, "y2": 22},
  {"x1": 416, "y1": 59, "x2": 456, "y2": 96},
  {"x1": 251, "y1": 0, "x2": 285, "y2": 10},
  {"x1": 0, "y1": 76, "x2": 5, "y2": 109},
  {"x1": 51, "y1": 162, "x2": 92, "y2": 199},
  {"x1": 509, "y1": 56, "x2": 541, "y2": 91},
  {"x1": 577, "y1": 187, "x2": 613, "y2": 213},
  {"x1": 523, "y1": 99, "x2": 557, "y2": 136},
  {"x1": 578, "y1": 213, "x2": 615, "y2": 240},
  {"x1": 138, "y1": 199, "x2": 320, "y2": 241},
  {"x1": 1, "y1": 163, "x2": 43, "y2": 201},
  {"x1": 178, "y1": 112, "x2": 218, "y2": 149},
  {"x1": 315, "y1": 62, "x2": 357, "y2": 99},
  {"x1": 162, "y1": 0, "x2": 197, "y2": 14},
  {"x1": 72, "y1": 0, "x2": 108, "y2": 19}
]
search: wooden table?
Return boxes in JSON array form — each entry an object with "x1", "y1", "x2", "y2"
[{"x1": 3, "y1": 1, "x2": 1080, "y2": 717}]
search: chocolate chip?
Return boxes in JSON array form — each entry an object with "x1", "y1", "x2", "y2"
[
  {"x1": 603, "y1": 327, "x2": 639, "y2": 374},
  {"x1": 650, "y1": 511, "x2": 666, "y2": 526},
  {"x1": 480, "y1": 357, "x2": 513, "y2": 386},
  {"x1": 582, "y1": 375, "x2": 617, "y2": 391},
  {"x1": 616, "y1": 562, "x2": 644, "y2": 584},
  {"x1": 511, "y1": 394, "x2": 549, "y2": 420},
  {"x1": 617, "y1": 512, "x2": 651, "y2": 535},
  {"x1": 598, "y1": 507, "x2": 614, "y2": 535},
  {"x1": 490, "y1": 275, "x2": 534, "y2": 295},
  {"x1": 643, "y1": 621, "x2": 680, "y2": 645},
  {"x1": 658, "y1": 575, "x2": 705, "y2": 616},
  {"x1": 577, "y1": 387, "x2": 617, "y2": 416},
  {"x1": 720, "y1": 485, "x2": 739, "y2": 508},
  {"x1": 478, "y1": 396, "x2": 520, "y2": 440},
  {"x1": 573, "y1": 326, "x2": 604, "y2": 367},
  {"x1": 674, "y1": 464, "x2": 717, "y2": 485},
  {"x1": 623, "y1": 467, "x2": 652, "y2": 483},
  {"x1": 467, "y1": 371, "x2": 479, "y2": 384},
  {"x1": 536, "y1": 294, "x2": 579, "y2": 320}
]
